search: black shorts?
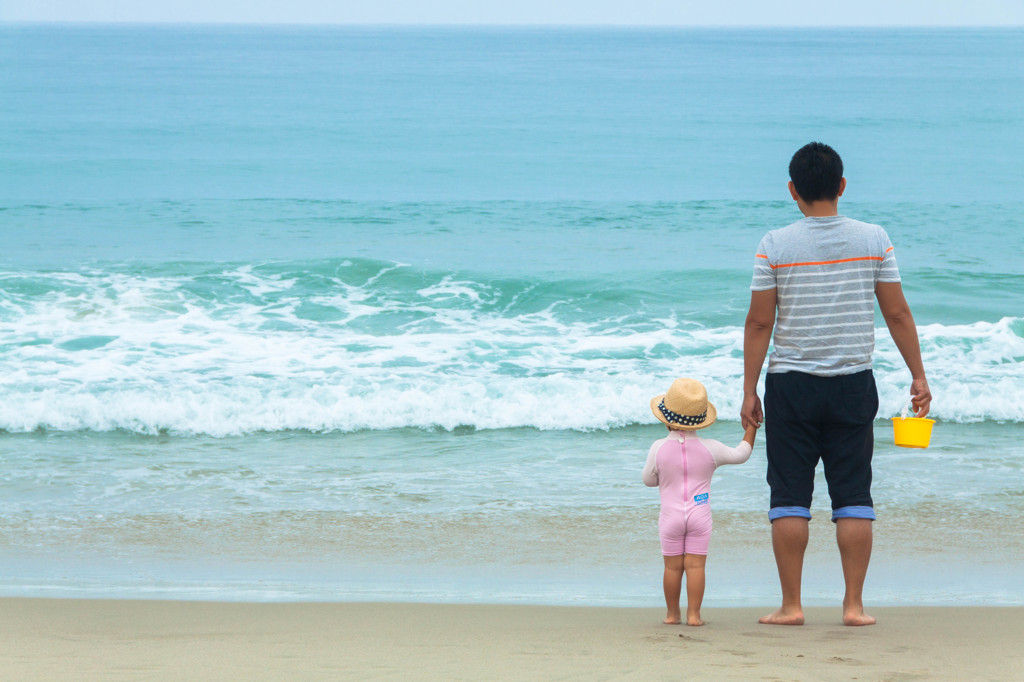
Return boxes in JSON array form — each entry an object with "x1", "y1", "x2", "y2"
[{"x1": 764, "y1": 370, "x2": 878, "y2": 521}]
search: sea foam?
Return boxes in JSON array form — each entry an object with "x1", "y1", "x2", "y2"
[{"x1": 1, "y1": 263, "x2": 1020, "y2": 435}]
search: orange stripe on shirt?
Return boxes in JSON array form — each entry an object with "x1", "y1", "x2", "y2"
[
  {"x1": 885, "y1": 246, "x2": 894, "y2": 253},
  {"x1": 769, "y1": 255, "x2": 884, "y2": 270}
]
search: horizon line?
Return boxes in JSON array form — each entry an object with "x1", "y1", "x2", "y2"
[{"x1": 3, "y1": 20, "x2": 1023, "y2": 29}]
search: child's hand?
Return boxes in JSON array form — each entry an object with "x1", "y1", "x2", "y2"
[{"x1": 743, "y1": 423, "x2": 758, "y2": 447}]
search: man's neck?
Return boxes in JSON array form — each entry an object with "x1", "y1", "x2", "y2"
[{"x1": 798, "y1": 199, "x2": 840, "y2": 217}]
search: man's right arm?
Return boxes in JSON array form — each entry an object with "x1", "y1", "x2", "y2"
[
  {"x1": 876, "y1": 281, "x2": 932, "y2": 417},
  {"x1": 742, "y1": 288, "x2": 776, "y2": 429}
]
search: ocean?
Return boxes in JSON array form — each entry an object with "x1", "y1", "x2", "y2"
[{"x1": 1, "y1": 25, "x2": 1022, "y2": 606}]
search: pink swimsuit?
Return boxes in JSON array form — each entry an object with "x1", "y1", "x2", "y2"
[{"x1": 642, "y1": 430, "x2": 751, "y2": 556}]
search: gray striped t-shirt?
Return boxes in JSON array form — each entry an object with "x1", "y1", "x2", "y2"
[{"x1": 751, "y1": 215, "x2": 900, "y2": 376}]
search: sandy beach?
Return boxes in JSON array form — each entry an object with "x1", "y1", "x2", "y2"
[{"x1": 0, "y1": 599, "x2": 1020, "y2": 680}]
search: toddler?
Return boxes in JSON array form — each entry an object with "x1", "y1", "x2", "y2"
[{"x1": 642, "y1": 377, "x2": 756, "y2": 625}]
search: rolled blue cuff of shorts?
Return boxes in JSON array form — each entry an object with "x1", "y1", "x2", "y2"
[
  {"x1": 831, "y1": 506, "x2": 876, "y2": 522},
  {"x1": 768, "y1": 506, "x2": 811, "y2": 521}
]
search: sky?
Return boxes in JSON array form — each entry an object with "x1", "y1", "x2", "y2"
[{"x1": 2, "y1": 0, "x2": 1023, "y2": 26}]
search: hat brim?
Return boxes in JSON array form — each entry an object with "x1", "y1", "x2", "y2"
[{"x1": 650, "y1": 394, "x2": 717, "y2": 431}]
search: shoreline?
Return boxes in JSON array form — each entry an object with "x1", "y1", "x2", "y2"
[{"x1": 1, "y1": 599, "x2": 1021, "y2": 680}]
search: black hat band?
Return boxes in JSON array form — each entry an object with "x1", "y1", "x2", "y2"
[{"x1": 658, "y1": 400, "x2": 707, "y2": 426}]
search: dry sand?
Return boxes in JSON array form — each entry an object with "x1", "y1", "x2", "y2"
[{"x1": 0, "y1": 599, "x2": 1021, "y2": 680}]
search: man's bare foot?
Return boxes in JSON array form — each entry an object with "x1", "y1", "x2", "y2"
[
  {"x1": 758, "y1": 607, "x2": 804, "y2": 625},
  {"x1": 686, "y1": 612, "x2": 705, "y2": 626},
  {"x1": 843, "y1": 609, "x2": 876, "y2": 626},
  {"x1": 664, "y1": 613, "x2": 681, "y2": 625}
]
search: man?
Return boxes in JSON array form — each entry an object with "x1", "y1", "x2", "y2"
[{"x1": 741, "y1": 142, "x2": 932, "y2": 626}]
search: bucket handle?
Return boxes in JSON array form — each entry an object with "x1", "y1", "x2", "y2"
[{"x1": 898, "y1": 396, "x2": 914, "y2": 420}]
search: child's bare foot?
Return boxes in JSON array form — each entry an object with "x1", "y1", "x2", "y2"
[
  {"x1": 686, "y1": 612, "x2": 705, "y2": 626},
  {"x1": 664, "y1": 612, "x2": 681, "y2": 625},
  {"x1": 758, "y1": 607, "x2": 804, "y2": 625},
  {"x1": 843, "y1": 608, "x2": 876, "y2": 626}
]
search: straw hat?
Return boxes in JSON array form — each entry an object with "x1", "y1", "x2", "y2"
[{"x1": 650, "y1": 378, "x2": 717, "y2": 430}]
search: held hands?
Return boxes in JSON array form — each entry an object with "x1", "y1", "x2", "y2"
[
  {"x1": 741, "y1": 393, "x2": 763, "y2": 430},
  {"x1": 910, "y1": 377, "x2": 932, "y2": 418}
]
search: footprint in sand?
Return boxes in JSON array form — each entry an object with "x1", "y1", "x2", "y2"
[
  {"x1": 676, "y1": 634, "x2": 708, "y2": 643},
  {"x1": 740, "y1": 630, "x2": 785, "y2": 639}
]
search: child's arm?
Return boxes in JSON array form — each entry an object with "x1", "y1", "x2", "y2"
[
  {"x1": 706, "y1": 426, "x2": 756, "y2": 466},
  {"x1": 742, "y1": 423, "x2": 757, "y2": 448},
  {"x1": 641, "y1": 441, "x2": 661, "y2": 486}
]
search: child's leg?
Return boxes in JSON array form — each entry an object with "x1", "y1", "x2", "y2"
[
  {"x1": 683, "y1": 554, "x2": 707, "y2": 626},
  {"x1": 662, "y1": 554, "x2": 684, "y2": 624}
]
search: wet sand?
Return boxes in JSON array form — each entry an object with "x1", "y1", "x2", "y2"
[{"x1": 0, "y1": 599, "x2": 1021, "y2": 680}]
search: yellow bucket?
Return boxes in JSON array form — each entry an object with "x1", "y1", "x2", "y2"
[{"x1": 891, "y1": 417, "x2": 935, "y2": 448}]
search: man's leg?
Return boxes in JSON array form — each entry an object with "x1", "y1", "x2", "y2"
[
  {"x1": 759, "y1": 515, "x2": 807, "y2": 625},
  {"x1": 836, "y1": 517, "x2": 875, "y2": 626},
  {"x1": 762, "y1": 372, "x2": 819, "y2": 626},
  {"x1": 824, "y1": 370, "x2": 879, "y2": 626}
]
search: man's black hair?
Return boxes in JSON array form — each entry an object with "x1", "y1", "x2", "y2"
[{"x1": 789, "y1": 142, "x2": 843, "y2": 202}]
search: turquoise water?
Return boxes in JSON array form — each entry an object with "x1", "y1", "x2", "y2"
[{"x1": 0, "y1": 25, "x2": 1022, "y2": 605}]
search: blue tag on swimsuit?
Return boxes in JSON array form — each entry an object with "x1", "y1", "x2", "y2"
[{"x1": 693, "y1": 493, "x2": 709, "y2": 505}]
